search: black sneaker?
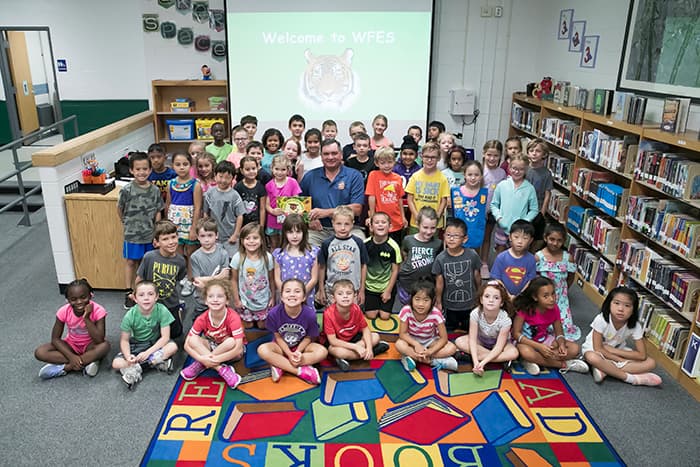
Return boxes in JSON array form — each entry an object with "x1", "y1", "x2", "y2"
[
  {"x1": 372, "y1": 341, "x2": 390, "y2": 356},
  {"x1": 123, "y1": 291, "x2": 135, "y2": 310},
  {"x1": 335, "y1": 357, "x2": 350, "y2": 371},
  {"x1": 454, "y1": 350, "x2": 473, "y2": 364}
]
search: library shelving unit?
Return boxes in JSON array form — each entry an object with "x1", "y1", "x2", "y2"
[
  {"x1": 510, "y1": 92, "x2": 700, "y2": 401},
  {"x1": 151, "y1": 80, "x2": 229, "y2": 153}
]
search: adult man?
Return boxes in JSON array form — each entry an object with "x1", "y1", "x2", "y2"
[{"x1": 300, "y1": 138, "x2": 366, "y2": 246}]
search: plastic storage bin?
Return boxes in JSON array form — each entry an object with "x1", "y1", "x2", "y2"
[
  {"x1": 196, "y1": 118, "x2": 224, "y2": 140},
  {"x1": 166, "y1": 119, "x2": 195, "y2": 140}
]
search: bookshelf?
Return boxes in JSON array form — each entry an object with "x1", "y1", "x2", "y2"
[
  {"x1": 510, "y1": 92, "x2": 700, "y2": 401},
  {"x1": 151, "y1": 80, "x2": 229, "y2": 153}
]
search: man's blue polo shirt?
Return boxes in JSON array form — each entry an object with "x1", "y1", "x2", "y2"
[{"x1": 300, "y1": 165, "x2": 365, "y2": 228}]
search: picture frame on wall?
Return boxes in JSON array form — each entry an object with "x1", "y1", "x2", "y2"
[
  {"x1": 580, "y1": 35, "x2": 599, "y2": 68},
  {"x1": 569, "y1": 21, "x2": 586, "y2": 52},
  {"x1": 558, "y1": 9, "x2": 573, "y2": 40},
  {"x1": 617, "y1": 0, "x2": 700, "y2": 101}
]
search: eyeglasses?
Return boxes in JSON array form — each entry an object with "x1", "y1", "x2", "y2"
[
  {"x1": 444, "y1": 233, "x2": 464, "y2": 239},
  {"x1": 233, "y1": 137, "x2": 248, "y2": 142},
  {"x1": 422, "y1": 155, "x2": 438, "y2": 160},
  {"x1": 510, "y1": 167, "x2": 525, "y2": 172}
]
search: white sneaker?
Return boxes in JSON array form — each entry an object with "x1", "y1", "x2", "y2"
[
  {"x1": 561, "y1": 359, "x2": 590, "y2": 374},
  {"x1": 592, "y1": 367, "x2": 606, "y2": 383},
  {"x1": 521, "y1": 361, "x2": 540, "y2": 376},
  {"x1": 120, "y1": 365, "x2": 143, "y2": 390},
  {"x1": 431, "y1": 356, "x2": 458, "y2": 371},
  {"x1": 83, "y1": 361, "x2": 99, "y2": 377},
  {"x1": 181, "y1": 278, "x2": 195, "y2": 297}
]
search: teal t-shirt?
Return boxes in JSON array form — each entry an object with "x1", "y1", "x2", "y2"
[{"x1": 120, "y1": 302, "x2": 174, "y2": 343}]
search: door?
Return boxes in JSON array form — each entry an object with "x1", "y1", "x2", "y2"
[{"x1": 6, "y1": 31, "x2": 39, "y2": 135}]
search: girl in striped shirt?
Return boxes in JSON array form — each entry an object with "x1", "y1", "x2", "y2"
[{"x1": 396, "y1": 279, "x2": 458, "y2": 372}]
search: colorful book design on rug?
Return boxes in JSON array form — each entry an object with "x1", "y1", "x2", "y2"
[
  {"x1": 321, "y1": 370, "x2": 385, "y2": 405},
  {"x1": 435, "y1": 369, "x2": 503, "y2": 396},
  {"x1": 221, "y1": 401, "x2": 305, "y2": 441},
  {"x1": 505, "y1": 447, "x2": 553, "y2": 467},
  {"x1": 311, "y1": 399, "x2": 370, "y2": 441},
  {"x1": 244, "y1": 332, "x2": 273, "y2": 369},
  {"x1": 379, "y1": 395, "x2": 470, "y2": 445},
  {"x1": 375, "y1": 360, "x2": 427, "y2": 403},
  {"x1": 472, "y1": 390, "x2": 533, "y2": 446}
]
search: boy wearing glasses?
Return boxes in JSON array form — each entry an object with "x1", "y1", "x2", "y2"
[
  {"x1": 432, "y1": 217, "x2": 481, "y2": 331},
  {"x1": 226, "y1": 126, "x2": 249, "y2": 168},
  {"x1": 405, "y1": 142, "x2": 450, "y2": 234}
]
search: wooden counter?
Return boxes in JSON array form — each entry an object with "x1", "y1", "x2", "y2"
[{"x1": 64, "y1": 187, "x2": 125, "y2": 289}]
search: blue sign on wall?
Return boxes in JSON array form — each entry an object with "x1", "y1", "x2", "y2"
[{"x1": 57, "y1": 59, "x2": 67, "y2": 72}]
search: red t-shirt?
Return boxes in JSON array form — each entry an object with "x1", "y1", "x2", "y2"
[
  {"x1": 322, "y1": 303, "x2": 367, "y2": 343},
  {"x1": 365, "y1": 170, "x2": 405, "y2": 233},
  {"x1": 189, "y1": 307, "x2": 246, "y2": 345}
]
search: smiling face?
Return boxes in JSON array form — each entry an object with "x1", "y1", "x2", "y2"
[
  {"x1": 130, "y1": 159, "x2": 151, "y2": 184},
  {"x1": 372, "y1": 117, "x2": 387, "y2": 136},
  {"x1": 134, "y1": 283, "x2": 158, "y2": 313},
  {"x1": 243, "y1": 231, "x2": 262, "y2": 254},
  {"x1": 411, "y1": 290, "x2": 433, "y2": 318},
  {"x1": 266, "y1": 134, "x2": 281, "y2": 153},
  {"x1": 322, "y1": 125, "x2": 338, "y2": 140},
  {"x1": 283, "y1": 140, "x2": 299, "y2": 160},
  {"x1": 444, "y1": 225, "x2": 466, "y2": 250},
  {"x1": 233, "y1": 130, "x2": 249, "y2": 152},
  {"x1": 480, "y1": 285, "x2": 503, "y2": 314},
  {"x1": 464, "y1": 164, "x2": 483, "y2": 189},
  {"x1": 289, "y1": 120, "x2": 305, "y2": 139},
  {"x1": 321, "y1": 141, "x2": 342, "y2": 171},
  {"x1": 305, "y1": 134, "x2": 321, "y2": 157},
  {"x1": 272, "y1": 162, "x2": 288, "y2": 181},
  {"x1": 544, "y1": 230, "x2": 565, "y2": 254},
  {"x1": 508, "y1": 159, "x2": 527, "y2": 183},
  {"x1": 241, "y1": 160, "x2": 258, "y2": 181},
  {"x1": 483, "y1": 148, "x2": 501, "y2": 169},
  {"x1": 400, "y1": 148, "x2": 417, "y2": 168},
  {"x1": 281, "y1": 280, "x2": 306, "y2": 308},
  {"x1": 421, "y1": 149, "x2": 438, "y2": 171},
  {"x1": 197, "y1": 158, "x2": 213, "y2": 179},
  {"x1": 155, "y1": 232, "x2": 179, "y2": 256},
  {"x1": 417, "y1": 216, "x2": 437, "y2": 242},
  {"x1": 206, "y1": 284, "x2": 228, "y2": 313},
  {"x1": 215, "y1": 171, "x2": 234, "y2": 190},
  {"x1": 370, "y1": 213, "x2": 391, "y2": 236},
  {"x1": 66, "y1": 284, "x2": 91, "y2": 316},
  {"x1": 332, "y1": 284, "x2": 355, "y2": 308}
]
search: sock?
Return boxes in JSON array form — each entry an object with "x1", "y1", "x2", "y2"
[
  {"x1": 297, "y1": 367, "x2": 302, "y2": 376},
  {"x1": 628, "y1": 372, "x2": 662, "y2": 386},
  {"x1": 624, "y1": 373, "x2": 635, "y2": 384}
]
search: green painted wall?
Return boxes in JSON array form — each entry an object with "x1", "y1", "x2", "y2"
[{"x1": 0, "y1": 99, "x2": 149, "y2": 144}]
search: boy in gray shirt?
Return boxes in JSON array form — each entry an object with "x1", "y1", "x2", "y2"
[
  {"x1": 203, "y1": 161, "x2": 245, "y2": 259},
  {"x1": 190, "y1": 219, "x2": 231, "y2": 319}
]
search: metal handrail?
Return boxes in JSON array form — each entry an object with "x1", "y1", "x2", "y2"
[{"x1": 0, "y1": 115, "x2": 79, "y2": 225}]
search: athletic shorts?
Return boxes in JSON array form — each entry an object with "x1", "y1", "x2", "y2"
[
  {"x1": 123, "y1": 241, "x2": 154, "y2": 260},
  {"x1": 364, "y1": 290, "x2": 395, "y2": 314}
]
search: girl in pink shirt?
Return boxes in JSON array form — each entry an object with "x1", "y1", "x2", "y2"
[
  {"x1": 265, "y1": 155, "x2": 301, "y2": 249},
  {"x1": 370, "y1": 114, "x2": 394, "y2": 149}
]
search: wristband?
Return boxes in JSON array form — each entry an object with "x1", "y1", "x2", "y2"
[
  {"x1": 555, "y1": 335, "x2": 565, "y2": 341},
  {"x1": 517, "y1": 335, "x2": 524, "y2": 343}
]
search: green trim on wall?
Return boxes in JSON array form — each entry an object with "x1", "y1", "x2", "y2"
[
  {"x1": 60, "y1": 100, "x2": 149, "y2": 139},
  {"x1": 0, "y1": 101, "x2": 11, "y2": 146}
]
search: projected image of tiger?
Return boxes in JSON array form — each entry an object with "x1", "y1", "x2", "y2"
[{"x1": 299, "y1": 49, "x2": 359, "y2": 111}]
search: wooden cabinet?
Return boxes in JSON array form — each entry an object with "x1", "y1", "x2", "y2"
[
  {"x1": 152, "y1": 80, "x2": 229, "y2": 153},
  {"x1": 510, "y1": 92, "x2": 700, "y2": 401},
  {"x1": 65, "y1": 188, "x2": 126, "y2": 289}
]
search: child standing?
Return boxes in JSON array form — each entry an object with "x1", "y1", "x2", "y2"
[
  {"x1": 230, "y1": 223, "x2": 274, "y2": 329},
  {"x1": 481, "y1": 140, "x2": 507, "y2": 278},
  {"x1": 190, "y1": 219, "x2": 231, "y2": 320},
  {"x1": 182, "y1": 279, "x2": 245, "y2": 389},
  {"x1": 258, "y1": 278, "x2": 328, "y2": 384},
  {"x1": 394, "y1": 135, "x2": 422, "y2": 189},
  {"x1": 442, "y1": 145, "x2": 466, "y2": 188},
  {"x1": 397, "y1": 206, "x2": 442, "y2": 305},
  {"x1": 273, "y1": 214, "x2": 319, "y2": 307},
  {"x1": 491, "y1": 219, "x2": 538, "y2": 298},
  {"x1": 296, "y1": 128, "x2": 322, "y2": 181},
  {"x1": 370, "y1": 114, "x2": 393, "y2": 149},
  {"x1": 525, "y1": 138, "x2": 553, "y2": 251},
  {"x1": 118, "y1": 152, "x2": 163, "y2": 309},
  {"x1": 323, "y1": 280, "x2": 389, "y2": 370},
  {"x1": 364, "y1": 212, "x2": 402, "y2": 320},
  {"x1": 502, "y1": 136, "x2": 523, "y2": 175},
  {"x1": 366, "y1": 147, "x2": 407, "y2": 245},
  {"x1": 427, "y1": 121, "x2": 446, "y2": 143},
  {"x1": 239, "y1": 141, "x2": 272, "y2": 185},
  {"x1": 436, "y1": 132, "x2": 456, "y2": 171},
  {"x1": 266, "y1": 155, "x2": 302, "y2": 250},
  {"x1": 196, "y1": 152, "x2": 218, "y2": 193},
  {"x1": 406, "y1": 142, "x2": 450, "y2": 232},
  {"x1": 455, "y1": 280, "x2": 519, "y2": 375},
  {"x1": 288, "y1": 114, "x2": 306, "y2": 142},
  {"x1": 187, "y1": 141, "x2": 206, "y2": 178},
  {"x1": 203, "y1": 161, "x2": 246, "y2": 259},
  {"x1": 282, "y1": 138, "x2": 301, "y2": 178},
  {"x1": 234, "y1": 155, "x2": 267, "y2": 228},
  {"x1": 147, "y1": 143, "x2": 176, "y2": 206},
  {"x1": 35, "y1": 279, "x2": 110, "y2": 379},
  {"x1": 346, "y1": 132, "x2": 377, "y2": 182},
  {"x1": 261, "y1": 127, "x2": 284, "y2": 173},
  {"x1": 582, "y1": 286, "x2": 662, "y2": 386},
  {"x1": 112, "y1": 281, "x2": 179, "y2": 389},
  {"x1": 166, "y1": 152, "x2": 202, "y2": 297},
  {"x1": 536, "y1": 223, "x2": 579, "y2": 340},
  {"x1": 206, "y1": 122, "x2": 233, "y2": 163},
  {"x1": 135, "y1": 220, "x2": 187, "y2": 338},
  {"x1": 343, "y1": 121, "x2": 367, "y2": 161},
  {"x1": 432, "y1": 218, "x2": 482, "y2": 331},
  {"x1": 227, "y1": 126, "x2": 249, "y2": 169},
  {"x1": 322, "y1": 119, "x2": 338, "y2": 141},
  {"x1": 240, "y1": 115, "x2": 258, "y2": 142},
  {"x1": 317, "y1": 206, "x2": 369, "y2": 306},
  {"x1": 490, "y1": 153, "x2": 538, "y2": 253},
  {"x1": 451, "y1": 160, "x2": 488, "y2": 250},
  {"x1": 396, "y1": 280, "x2": 458, "y2": 371},
  {"x1": 513, "y1": 277, "x2": 589, "y2": 376}
]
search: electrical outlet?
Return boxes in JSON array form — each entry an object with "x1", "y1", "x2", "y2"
[
  {"x1": 494, "y1": 6, "x2": 503, "y2": 17},
  {"x1": 480, "y1": 6, "x2": 492, "y2": 17}
]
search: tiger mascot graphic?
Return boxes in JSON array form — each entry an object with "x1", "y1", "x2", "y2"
[{"x1": 299, "y1": 49, "x2": 358, "y2": 111}]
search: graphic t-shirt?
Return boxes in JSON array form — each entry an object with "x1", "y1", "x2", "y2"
[
  {"x1": 517, "y1": 305, "x2": 561, "y2": 343},
  {"x1": 451, "y1": 186, "x2": 488, "y2": 248},
  {"x1": 432, "y1": 248, "x2": 481, "y2": 311},
  {"x1": 203, "y1": 188, "x2": 246, "y2": 242},
  {"x1": 189, "y1": 307, "x2": 245, "y2": 344},
  {"x1": 230, "y1": 252, "x2": 274, "y2": 312},
  {"x1": 136, "y1": 251, "x2": 186, "y2": 309},
  {"x1": 405, "y1": 169, "x2": 450, "y2": 228},
  {"x1": 490, "y1": 250, "x2": 537, "y2": 296},
  {"x1": 318, "y1": 235, "x2": 368, "y2": 291},
  {"x1": 266, "y1": 304, "x2": 319, "y2": 348},
  {"x1": 364, "y1": 237, "x2": 402, "y2": 293},
  {"x1": 234, "y1": 180, "x2": 267, "y2": 226},
  {"x1": 365, "y1": 171, "x2": 405, "y2": 232},
  {"x1": 398, "y1": 235, "x2": 443, "y2": 289},
  {"x1": 56, "y1": 301, "x2": 107, "y2": 352}
]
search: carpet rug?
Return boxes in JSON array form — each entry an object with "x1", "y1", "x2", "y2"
[{"x1": 142, "y1": 316, "x2": 624, "y2": 466}]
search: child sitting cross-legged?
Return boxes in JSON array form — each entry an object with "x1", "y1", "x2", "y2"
[
  {"x1": 322, "y1": 280, "x2": 389, "y2": 371},
  {"x1": 181, "y1": 279, "x2": 245, "y2": 389},
  {"x1": 395, "y1": 279, "x2": 458, "y2": 371},
  {"x1": 112, "y1": 281, "x2": 178, "y2": 390}
]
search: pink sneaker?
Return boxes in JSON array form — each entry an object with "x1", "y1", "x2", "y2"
[
  {"x1": 631, "y1": 372, "x2": 662, "y2": 387},
  {"x1": 270, "y1": 366, "x2": 283, "y2": 383},
  {"x1": 180, "y1": 360, "x2": 205, "y2": 380},
  {"x1": 297, "y1": 365, "x2": 321, "y2": 385},
  {"x1": 217, "y1": 365, "x2": 241, "y2": 389}
]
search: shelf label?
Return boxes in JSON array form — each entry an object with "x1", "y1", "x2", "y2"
[
  {"x1": 607, "y1": 120, "x2": 614, "y2": 125},
  {"x1": 677, "y1": 140, "x2": 686, "y2": 146}
]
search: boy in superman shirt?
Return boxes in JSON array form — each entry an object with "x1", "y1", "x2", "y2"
[{"x1": 490, "y1": 219, "x2": 537, "y2": 299}]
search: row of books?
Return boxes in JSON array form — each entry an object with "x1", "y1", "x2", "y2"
[
  {"x1": 540, "y1": 117, "x2": 580, "y2": 151},
  {"x1": 571, "y1": 169, "x2": 629, "y2": 217},
  {"x1": 609, "y1": 91, "x2": 648, "y2": 124},
  {"x1": 626, "y1": 197, "x2": 700, "y2": 259},
  {"x1": 661, "y1": 97, "x2": 692, "y2": 134},
  {"x1": 633, "y1": 142, "x2": 700, "y2": 200},
  {"x1": 511, "y1": 103, "x2": 539, "y2": 134},
  {"x1": 646, "y1": 310, "x2": 690, "y2": 361},
  {"x1": 570, "y1": 241, "x2": 614, "y2": 294},
  {"x1": 547, "y1": 189, "x2": 569, "y2": 222},
  {"x1": 617, "y1": 239, "x2": 700, "y2": 317},
  {"x1": 580, "y1": 214, "x2": 621, "y2": 256},
  {"x1": 546, "y1": 153, "x2": 574, "y2": 187},
  {"x1": 579, "y1": 128, "x2": 638, "y2": 174}
]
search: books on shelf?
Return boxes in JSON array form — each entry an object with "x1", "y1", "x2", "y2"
[
  {"x1": 511, "y1": 103, "x2": 540, "y2": 134},
  {"x1": 547, "y1": 153, "x2": 574, "y2": 186},
  {"x1": 645, "y1": 309, "x2": 690, "y2": 361},
  {"x1": 676, "y1": 98, "x2": 691, "y2": 134},
  {"x1": 540, "y1": 117, "x2": 580, "y2": 150},
  {"x1": 661, "y1": 98, "x2": 681, "y2": 133},
  {"x1": 626, "y1": 96, "x2": 647, "y2": 125},
  {"x1": 575, "y1": 88, "x2": 595, "y2": 111},
  {"x1": 595, "y1": 183, "x2": 628, "y2": 217},
  {"x1": 571, "y1": 167, "x2": 613, "y2": 202},
  {"x1": 681, "y1": 333, "x2": 700, "y2": 377},
  {"x1": 580, "y1": 128, "x2": 638, "y2": 174},
  {"x1": 580, "y1": 214, "x2": 620, "y2": 256},
  {"x1": 634, "y1": 143, "x2": 700, "y2": 200},
  {"x1": 592, "y1": 89, "x2": 614, "y2": 116},
  {"x1": 612, "y1": 91, "x2": 633, "y2": 121},
  {"x1": 547, "y1": 189, "x2": 569, "y2": 222}
]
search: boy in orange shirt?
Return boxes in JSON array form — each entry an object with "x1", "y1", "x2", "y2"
[{"x1": 365, "y1": 146, "x2": 407, "y2": 245}]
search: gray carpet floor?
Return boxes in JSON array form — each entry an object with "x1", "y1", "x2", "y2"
[{"x1": 2, "y1": 210, "x2": 698, "y2": 466}]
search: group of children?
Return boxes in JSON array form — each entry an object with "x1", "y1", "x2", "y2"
[{"x1": 33, "y1": 115, "x2": 662, "y2": 390}]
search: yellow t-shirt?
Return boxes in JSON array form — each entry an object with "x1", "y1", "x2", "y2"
[{"x1": 405, "y1": 169, "x2": 450, "y2": 228}]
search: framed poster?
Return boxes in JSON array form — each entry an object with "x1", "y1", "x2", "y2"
[
  {"x1": 558, "y1": 9, "x2": 573, "y2": 40},
  {"x1": 569, "y1": 21, "x2": 586, "y2": 52},
  {"x1": 580, "y1": 35, "x2": 599, "y2": 68}
]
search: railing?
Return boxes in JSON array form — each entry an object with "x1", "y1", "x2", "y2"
[{"x1": 0, "y1": 115, "x2": 78, "y2": 225}]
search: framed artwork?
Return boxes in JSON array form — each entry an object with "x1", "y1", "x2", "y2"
[
  {"x1": 569, "y1": 21, "x2": 586, "y2": 52},
  {"x1": 580, "y1": 35, "x2": 599, "y2": 68},
  {"x1": 558, "y1": 9, "x2": 573, "y2": 40},
  {"x1": 617, "y1": 0, "x2": 700, "y2": 100}
]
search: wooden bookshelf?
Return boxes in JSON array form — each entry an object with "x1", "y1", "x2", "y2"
[
  {"x1": 151, "y1": 80, "x2": 229, "y2": 154},
  {"x1": 511, "y1": 92, "x2": 700, "y2": 401}
]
